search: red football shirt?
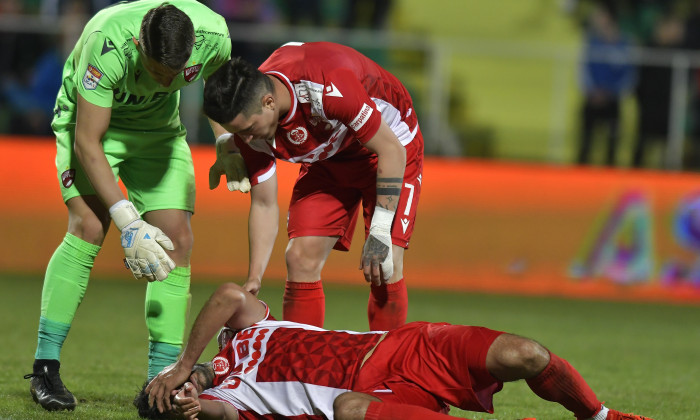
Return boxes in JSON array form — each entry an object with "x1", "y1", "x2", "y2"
[
  {"x1": 236, "y1": 41, "x2": 421, "y2": 187},
  {"x1": 201, "y1": 315, "x2": 383, "y2": 419}
]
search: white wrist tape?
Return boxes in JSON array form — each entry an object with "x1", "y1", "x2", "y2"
[
  {"x1": 216, "y1": 133, "x2": 233, "y2": 143},
  {"x1": 109, "y1": 200, "x2": 140, "y2": 231},
  {"x1": 370, "y1": 207, "x2": 395, "y2": 232}
]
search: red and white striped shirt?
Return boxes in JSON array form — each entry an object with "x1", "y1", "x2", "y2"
[{"x1": 201, "y1": 312, "x2": 383, "y2": 419}]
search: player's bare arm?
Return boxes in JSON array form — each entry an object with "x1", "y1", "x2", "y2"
[
  {"x1": 74, "y1": 94, "x2": 124, "y2": 207},
  {"x1": 147, "y1": 283, "x2": 267, "y2": 413},
  {"x1": 359, "y1": 121, "x2": 406, "y2": 285},
  {"x1": 245, "y1": 176, "x2": 279, "y2": 295},
  {"x1": 198, "y1": 398, "x2": 239, "y2": 420},
  {"x1": 364, "y1": 122, "x2": 407, "y2": 213}
]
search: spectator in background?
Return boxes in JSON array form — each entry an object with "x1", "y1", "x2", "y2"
[
  {"x1": 632, "y1": 13, "x2": 684, "y2": 168},
  {"x1": 0, "y1": 42, "x2": 62, "y2": 135},
  {"x1": 576, "y1": 4, "x2": 636, "y2": 166},
  {"x1": 682, "y1": 0, "x2": 700, "y2": 170},
  {"x1": 615, "y1": 0, "x2": 664, "y2": 46},
  {"x1": 207, "y1": 0, "x2": 279, "y2": 66},
  {"x1": 342, "y1": 0, "x2": 393, "y2": 30},
  {"x1": 55, "y1": 0, "x2": 91, "y2": 58},
  {"x1": 0, "y1": 0, "x2": 62, "y2": 135},
  {"x1": 286, "y1": 0, "x2": 324, "y2": 27}
]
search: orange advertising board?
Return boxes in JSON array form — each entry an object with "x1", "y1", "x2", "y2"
[{"x1": 2, "y1": 136, "x2": 699, "y2": 304}]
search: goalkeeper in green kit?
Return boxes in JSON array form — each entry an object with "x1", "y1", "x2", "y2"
[{"x1": 23, "y1": 0, "x2": 248, "y2": 412}]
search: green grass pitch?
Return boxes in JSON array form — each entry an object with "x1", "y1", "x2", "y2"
[{"x1": 1, "y1": 273, "x2": 698, "y2": 419}]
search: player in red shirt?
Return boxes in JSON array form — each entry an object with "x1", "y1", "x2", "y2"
[
  {"x1": 138, "y1": 282, "x2": 653, "y2": 420},
  {"x1": 203, "y1": 42, "x2": 423, "y2": 330}
]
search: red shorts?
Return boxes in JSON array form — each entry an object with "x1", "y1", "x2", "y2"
[
  {"x1": 353, "y1": 322, "x2": 504, "y2": 414},
  {"x1": 287, "y1": 134, "x2": 423, "y2": 251}
]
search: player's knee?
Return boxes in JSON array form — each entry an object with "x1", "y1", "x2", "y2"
[
  {"x1": 172, "y1": 229, "x2": 194, "y2": 254},
  {"x1": 211, "y1": 283, "x2": 248, "y2": 308},
  {"x1": 333, "y1": 392, "x2": 372, "y2": 420},
  {"x1": 513, "y1": 337, "x2": 549, "y2": 375},
  {"x1": 163, "y1": 226, "x2": 193, "y2": 264},
  {"x1": 67, "y1": 212, "x2": 108, "y2": 245},
  {"x1": 487, "y1": 334, "x2": 549, "y2": 380},
  {"x1": 285, "y1": 244, "x2": 324, "y2": 277}
]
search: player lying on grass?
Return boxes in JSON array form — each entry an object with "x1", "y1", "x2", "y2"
[{"x1": 136, "y1": 282, "x2": 653, "y2": 420}]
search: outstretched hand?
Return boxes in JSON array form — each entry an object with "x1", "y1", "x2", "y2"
[
  {"x1": 209, "y1": 133, "x2": 251, "y2": 193},
  {"x1": 145, "y1": 361, "x2": 192, "y2": 413},
  {"x1": 110, "y1": 200, "x2": 176, "y2": 282},
  {"x1": 360, "y1": 233, "x2": 393, "y2": 286}
]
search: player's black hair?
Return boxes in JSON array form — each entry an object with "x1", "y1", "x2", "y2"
[
  {"x1": 133, "y1": 364, "x2": 216, "y2": 419},
  {"x1": 133, "y1": 380, "x2": 171, "y2": 420},
  {"x1": 140, "y1": 3, "x2": 194, "y2": 70},
  {"x1": 203, "y1": 57, "x2": 275, "y2": 124}
]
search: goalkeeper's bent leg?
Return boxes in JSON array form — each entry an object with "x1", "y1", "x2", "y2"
[
  {"x1": 145, "y1": 266, "x2": 191, "y2": 379},
  {"x1": 35, "y1": 233, "x2": 100, "y2": 360}
]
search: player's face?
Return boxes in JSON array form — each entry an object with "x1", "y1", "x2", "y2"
[
  {"x1": 133, "y1": 37, "x2": 183, "y2": 87},
  {"x1": 142, "y1": 56, "x2": 182, "y2": 87},
  {"x1": 223, "y1": 104, "x2": 277, "y2": 147},
  {"x1": 189, "y1": 363, "x2": 215, "y2": 394}
]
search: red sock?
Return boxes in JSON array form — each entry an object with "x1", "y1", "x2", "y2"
[
  {"x1": 526, "y1": 352, "x2": 602, "y2": 419},
  {"x1": 283, "y1": 280, "x2": 325, "y2": 327},
  {"x1": 364, "y1": 401, "x2": 462, "y2": 420},
  {"x1": 367, "y1": 278, "x2": 408, "y2": 331}
]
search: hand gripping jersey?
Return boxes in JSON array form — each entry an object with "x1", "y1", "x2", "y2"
[
  {"x1": 52, "y1": 0, "x2": 231, "y2": 133},
  {"x1": 236, "y1": 41, "x2": 422, "y2": 187},
  {"x1": 200, "y1": 309, "x2": 383, "y2": 419}
]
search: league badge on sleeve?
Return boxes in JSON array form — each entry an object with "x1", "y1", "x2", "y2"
[{"x1": 82, "y1": 64, "x2": 103, "y2": 90}]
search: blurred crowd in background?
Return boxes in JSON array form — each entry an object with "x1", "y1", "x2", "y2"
[
  {"x1": 0, "y1": 0, "x2": 392, "y2": 136},
  {"x1": 4, "y1": 0, "x2": 700, "y2": 170},
  {"x1": 573, "y1": 0, "x2": 700, "y2": 169}
]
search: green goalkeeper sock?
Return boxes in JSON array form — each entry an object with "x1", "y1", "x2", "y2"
[
  {"x1": 148, "y1": 342, "x2": 182, "y2": 380},
  {"x1": 35, "y1": 318, "x2": 71, "y2": 361},
  {"x1": 35, "y1": 233, "x2": 100, "y2": 360},
  {"x1": 145, "y1": 266, "x2": 191, "y2": 379}
]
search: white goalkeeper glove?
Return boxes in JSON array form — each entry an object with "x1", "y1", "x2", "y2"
[
  {"x1": 110, "y1": 200, "x2": 176, "y2": 282},
  {"x1": 209, "y1": 133, "x2": 251, "y2": 193},
  {"x1": 361, "y1": 207, "x2": 395, "y2": 285}
]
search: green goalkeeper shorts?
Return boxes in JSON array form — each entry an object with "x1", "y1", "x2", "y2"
[{"x1": 55, "y1": 125, "x2": 196, "y2": 214}]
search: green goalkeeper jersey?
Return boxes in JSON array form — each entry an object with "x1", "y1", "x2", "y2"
[{"x1": 53, "y1": 0, "x2": 231, "y2": 133}]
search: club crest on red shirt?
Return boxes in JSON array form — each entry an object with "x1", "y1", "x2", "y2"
[
  {"x1": 212, "y1": 356, "x2": 230, "y2": 376},
  {"x1": 61, "y1": 169, "x2": 76, "y2": 188},
  {"x1": 287, "y1": 126, "x2": 308, "y2": 145},
  {"x1": 184, "y1": 64, "x2": 202, "y2": 82}
]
